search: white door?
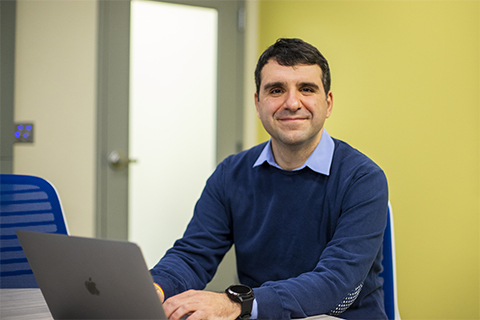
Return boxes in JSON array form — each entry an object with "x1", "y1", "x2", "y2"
[{"x1": 128, "y1": 0, "x2": 218, "y2": 268}]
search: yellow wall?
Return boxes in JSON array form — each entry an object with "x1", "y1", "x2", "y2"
[{"x1": 256, "y1": 1, "x2": 479, "y2": 319}]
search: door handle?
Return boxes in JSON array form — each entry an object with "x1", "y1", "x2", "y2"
[{"x1": 108, "y1": 150, "x2": 137, "y2": 170}]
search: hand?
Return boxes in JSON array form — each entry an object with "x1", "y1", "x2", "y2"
[{"x1": 163, "y1": 290, "x2": 241, "y2": 320}]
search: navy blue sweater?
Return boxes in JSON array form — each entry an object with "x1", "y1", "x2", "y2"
[{"x1": 151, "y1": 138, "x2": 389, "y2": 319}]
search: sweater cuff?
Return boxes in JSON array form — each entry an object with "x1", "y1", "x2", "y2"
[
  {"x1": 150, "y1": 272, "x2": 177, "y2": 300},
  {"x1": 253, "y1": 286, "x2": 284, "y2": 319}
]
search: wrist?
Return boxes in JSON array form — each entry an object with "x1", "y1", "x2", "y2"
[{"x1": 224, "y1": 294, "x2": 242, "y2": 319}]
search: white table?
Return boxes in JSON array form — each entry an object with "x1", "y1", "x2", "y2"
[
  {"x1": 0, "y1": 288, "x2": 340, "y2": 320},
  {"x1": 0, "y1": 289, "x2": 52, "y2": 320}
]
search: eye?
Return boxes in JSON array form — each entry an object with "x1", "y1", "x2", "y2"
[
  {"x1": 301, "y1": 87, "x2": 315, "y2": 93},
  {"x1": 269, "y1": 88, "x2": 283, "y2": 95}
]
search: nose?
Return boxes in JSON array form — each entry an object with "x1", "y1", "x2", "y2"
[{"x1": 284, "y1": 90, "x2": 301, "y2": 111}]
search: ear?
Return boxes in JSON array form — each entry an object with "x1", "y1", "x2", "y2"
[
  {"x1": 326, "y1": 91, "x2": 333, "y2": 118},
  {"x1": 254, "y1": 92, "x2": 260, "y2": 118}
]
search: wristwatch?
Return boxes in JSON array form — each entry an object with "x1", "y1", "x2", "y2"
[{"x1": 225, "y1": 284, "x2": 255, "y2": 320}]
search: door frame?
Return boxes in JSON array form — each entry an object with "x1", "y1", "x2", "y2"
[
  {"x1": 0, "y1": 0, "x2": 16, "y2": 174},
  {"x1": 96, "y1": 0, "x2": 245, "y2": 240}
]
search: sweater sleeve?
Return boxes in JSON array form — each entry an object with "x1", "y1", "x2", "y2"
[
  {"x1": 150, "y1": 161, "x2": 233, "y2": 299},
  {"x1": 254, "y1": 167, "x2": 389, "y2": 319}
]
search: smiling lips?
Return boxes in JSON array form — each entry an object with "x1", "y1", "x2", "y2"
[
  {"x1": 279, "y1": 117, "x2": 306, "y2": 121},
  {"x1": 276, "y1": 116, "x2": 309, "y2": 123}
]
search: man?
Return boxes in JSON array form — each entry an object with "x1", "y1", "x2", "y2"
[{"x1": 151, "y1": 38, "x2": 389, "y2": 320}]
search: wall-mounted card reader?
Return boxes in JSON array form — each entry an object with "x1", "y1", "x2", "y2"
[{"x1": 14, "y1": 123, "x2": 34, "y2": 143}]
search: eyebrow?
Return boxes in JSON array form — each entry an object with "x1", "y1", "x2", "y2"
[{"x1": 262, "y1": 81, "x2": 286, "y2": 92}]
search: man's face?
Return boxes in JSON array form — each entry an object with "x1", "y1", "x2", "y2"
[{"x1": 255, "y1": 59, "x2": 333, "y2": 150}]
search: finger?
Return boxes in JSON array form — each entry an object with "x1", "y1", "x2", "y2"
[
  {"x1": 164, "y1": 291, "x2": 203, "y2": 320},
  {"x1": 166, "y1": 302, "x2": 196, "y2": 320},
  {"x1": 163, "y1": 295, "x2": 186, "y2": 319}
]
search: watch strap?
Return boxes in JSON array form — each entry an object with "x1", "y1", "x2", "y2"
[{"x1": 238, "y1": 295, "x2": 253, "y2": 320}]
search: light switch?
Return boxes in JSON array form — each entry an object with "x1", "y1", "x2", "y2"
[{"x1": 14, "y1": 123, "x2": 34, "y2": 143}]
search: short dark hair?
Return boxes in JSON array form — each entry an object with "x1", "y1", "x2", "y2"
[{"x1": 254, "y1": 38, "x2": 331, "y2": 96}]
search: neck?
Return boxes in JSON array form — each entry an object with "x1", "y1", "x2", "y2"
[{"x1": 271, "y1": 133, "x2": 323, "y2": 171}]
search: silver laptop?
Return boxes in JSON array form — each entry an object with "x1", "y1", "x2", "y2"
[{"x1": 17, "y1": 230, "x2": 167, "y2": 319}]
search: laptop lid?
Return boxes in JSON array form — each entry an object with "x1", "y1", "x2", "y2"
[{"x1": 17, "y1": 230, "x2": 166, "y2": 319}]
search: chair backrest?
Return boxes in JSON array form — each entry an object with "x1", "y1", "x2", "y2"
[
  {"x1": 0, "y1": 174, "x2": 69, "y2": 288},
  {"x1": 380, "y1": 202, "x2": 401, "y2": 319}
]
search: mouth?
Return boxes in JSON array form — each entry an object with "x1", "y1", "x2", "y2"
[{"x1": 277, "y1": 117, "x2": 308, "y2": 123}]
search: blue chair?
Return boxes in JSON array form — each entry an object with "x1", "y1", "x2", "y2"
[
  {"x1": 0, "y1": 174, "x2": 69, "y2": 288},
  {"x1": 380, "y1": 202, "x2": 401, "y2": 319}
]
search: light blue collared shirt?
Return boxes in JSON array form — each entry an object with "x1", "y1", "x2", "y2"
[
  {"x1": 249, "y1": 129, "x2": 335, "y2": 319},
  {"x1": 253, "y1": 129, "x2": 335, "y2": 175}
]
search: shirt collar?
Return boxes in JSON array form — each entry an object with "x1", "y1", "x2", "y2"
[{"x1": 253, "y1": 129, "x2": 335, "y2": 175}]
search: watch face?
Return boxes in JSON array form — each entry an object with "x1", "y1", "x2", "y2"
[{"x1": 229, "y1": 285, "x2": 252, "y2": 295}]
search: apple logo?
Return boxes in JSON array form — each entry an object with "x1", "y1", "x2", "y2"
[{"x1": 85, "y1": 278, "x2": 100, "y2": 295}]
